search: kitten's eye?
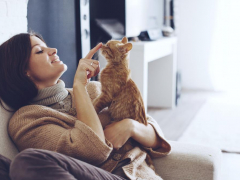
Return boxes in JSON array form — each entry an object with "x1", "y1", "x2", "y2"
[{"x1": 36, "y1": 50, "x2": 43, "y2": 54}]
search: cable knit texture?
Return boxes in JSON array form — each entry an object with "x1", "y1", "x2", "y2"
[
  {"x1": 8, "y1": 81, "x2": 171, "y2": 180},
  {"x1": 31, "y1": 80, "x2": 69, "y2": 106}
]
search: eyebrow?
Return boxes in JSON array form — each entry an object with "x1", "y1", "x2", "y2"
[
  {"x1": 31, "y1": 44, "x2": 40, "y2": 49},
  {"x1": 31, "y1": 43, "x2": 47, "y2": 49}
]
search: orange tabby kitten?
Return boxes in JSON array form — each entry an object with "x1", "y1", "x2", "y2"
[
  {"x1": 94, "y1": 37, "x2": 147, "y2": 125},
  {"x1": 93, "y1": 37, "x2": 155, "y2": 170}
]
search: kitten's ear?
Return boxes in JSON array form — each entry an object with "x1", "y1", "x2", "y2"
[
  {"x1": 119, "y1": 43, "x2": 132, "y2": 53},
  {"x1": 121, "y1": 37, "x2": 128, "y2": 44}
]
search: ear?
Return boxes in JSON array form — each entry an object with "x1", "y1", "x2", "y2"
[
  {"x1": 25, "y1": 71, "x2": 30, "y2": 77},
  {"x1": 121, "y1": 36, "x2": 128, "y2": 44},
  {"x1": 119, "y1": 43, "x2": 132, "y2": 53}
]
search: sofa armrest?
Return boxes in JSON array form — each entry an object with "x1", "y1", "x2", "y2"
[{"x1": 153, "y1": 141, "x2": 222, "y2": 180}]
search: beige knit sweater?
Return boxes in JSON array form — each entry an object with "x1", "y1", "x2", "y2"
[{"x1": 8, "y1": 81, "x2": 171, "y2": 180}]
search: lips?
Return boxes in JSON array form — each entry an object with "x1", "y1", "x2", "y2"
[{"x1": 51, "y1": 56, "x2": 60, "y2": 63}]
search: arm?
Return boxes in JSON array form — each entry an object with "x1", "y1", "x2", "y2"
[
  {"x1": 104, "y1": 116, "x2": 171, "y2": 155},
  {"x1": 131, "y1": 120, "x2": 162, "y2": 149},
  {"x1": 8, "y1": 107, "x2": 113, "y2": 166},
  {"x1": 73, "y1": 84, "x2": 104, "y2": 142},
  {"x1": 73, "y1": 43, "x2": 105, "y2": 142}
]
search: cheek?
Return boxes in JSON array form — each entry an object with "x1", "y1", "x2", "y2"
[
  {"x1": 102, "y1": 50, "x2": 107, "y2": 57},
  {"x1": 29, "y1": 58, "x2": 48, "y2": 73},
  {"x1": 103, "y1": 50, "x2": 113, "y2": 59},
  {"x1": 28, "y1": 57, "x2": 67, "y2": 81},
  {"x1": 28, "y1": 56, "x2": 52, "y2": 79}
]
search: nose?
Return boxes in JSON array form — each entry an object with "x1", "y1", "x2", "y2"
[{"x1": 48, "y1": 48, "x2": 57, "y2": 56}]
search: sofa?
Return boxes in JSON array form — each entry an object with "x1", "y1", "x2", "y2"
[{"x1": 0, "y1": 100, "x2": 222, "y2": 180}]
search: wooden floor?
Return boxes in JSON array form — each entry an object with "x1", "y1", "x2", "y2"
[{"x1": 147, "y1": 89, "x2": 223, "y2": 141}]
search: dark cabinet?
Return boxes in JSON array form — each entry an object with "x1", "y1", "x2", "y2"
[{"x1": 28, "y1": 0, "x2": 82, "y2": 88}]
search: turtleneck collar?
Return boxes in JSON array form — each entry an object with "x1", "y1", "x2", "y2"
[{"x1": 31, "y1": 79, "x2": 69, "y2": 106}]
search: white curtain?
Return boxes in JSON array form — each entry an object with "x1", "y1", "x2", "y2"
[
  {"x1": 177, "y1": 0, "x2": 240, "y2": 92},
  {"x1": 209, "y1": 0, "x2": 240, "y2": 92}
]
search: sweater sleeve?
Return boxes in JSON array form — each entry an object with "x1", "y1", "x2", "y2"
[
  {"x1": 55, "y1": 119, "x2": 113, "y2": 165},
  {"x1": 142, "y1": 115, "x2": 171, "y2": 158},
  {"x1": 8, "y1": 106, "x2": 113, "y2": 166},
  {"x1": 86, "y1": 81, "x2": 102, "y2": 102}
]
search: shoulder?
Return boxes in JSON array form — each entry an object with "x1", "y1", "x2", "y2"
[
  {"x1": 8, "y1": 104, "x2": 77, "y2": 137},
  {"x1": 10, "y1": 104, "x2": 76, "y2": 124},
  {"x1": 16, "y1": 104, "x2": 54, "y2": 114},
  {"x1": 8, "y1": 105, "x2": 52, "y2": 139},
  {"x1": 12, "y1": 104, "x2": 49, "y2": 117},
  {"x1": 9, "y1": 105, "x2": 52, "y2": 124}
]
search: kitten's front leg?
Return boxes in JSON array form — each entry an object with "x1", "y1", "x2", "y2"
[{"x1": 93, "y1": 94, "x2": 111, "y2": 114}]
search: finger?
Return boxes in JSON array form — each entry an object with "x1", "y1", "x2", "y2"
[
  {"x1": 88, "y1": 61, "x2": 100, "y2": 77},
  {"x1": 81, "y1": 59, "x2": 99, "y2": 66},
  {"x1": 87, "y1": 65, "x2": 95, "y2": 78},
  {"x1": 87, "y1": 71, "x2": 91, "y2": 79},
  {"x1": 89, "y1": 61, "x2": 100, "y2": 77},
  {"x1": 84, "y1": 64, "x2": 95, "y2": 78},
  {"x1": 94, "y1": 65, "x2": 100, "y2": 77},
  {"x1": 86, "y1": 59, "x2": 99, "y2": 65},
  {"x1": 80, "y1": 63, "x2": 98, "y2": 79},
  {"x1": 85, "y1": 43, "x2": 102, "y2": 59},
  {"x1": 82, "y1": 59, "x2": 99, "y2": 65}
]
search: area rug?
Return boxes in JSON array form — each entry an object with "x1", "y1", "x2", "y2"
[
  {"x1": 178, "y1": 96, "x2": 240, "y2": 153},
  {"x1": 148, "y1": 98, "x2": 206, "y2": 141},
  {"x1": 221, "y1": 153, "x2": 240, "y2": 180}
]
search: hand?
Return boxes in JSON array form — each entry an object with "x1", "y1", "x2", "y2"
[
  {"x1": 73, "y1": 43, "x2": 102, "y2": 86},
  {"x1": 104, "y1": 119, "x2": 134, "y2": 150}
]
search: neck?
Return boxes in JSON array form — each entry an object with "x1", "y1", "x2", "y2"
[
  {"x1": 108, "y1": 57, "x2": 129, "y2": 69},
  {"x1": 31, "y1": 79, "x2": 68, "y2": 106},
  {"x1": 36, "y1": 79, "x2": 59, "y2": 90}
]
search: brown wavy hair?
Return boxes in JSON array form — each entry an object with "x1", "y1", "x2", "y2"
[{"x1": 0, "y1": 32, "x2": 45, "y2": 111}]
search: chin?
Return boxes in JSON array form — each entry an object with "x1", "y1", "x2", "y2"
[
  {"x1": 62, "y1": 63, "x2": 68, "y2": 72},
  {"x1": 54, "y1": 64, "x2": 67, "y2": 79},
  {"x1": 59, "y1": 64, "x2": 68, "y2": 76}
]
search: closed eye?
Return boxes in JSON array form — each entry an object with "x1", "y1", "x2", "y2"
[
  {"x1": 108, "y1": 46, "x2": 113, "y2": 54},
  {"x1": 36, "y1": 50, "x2": 43, "y2": 54}
]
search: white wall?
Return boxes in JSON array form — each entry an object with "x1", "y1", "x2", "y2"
[
  {"x1": 0, "y1": 0, "x2": 28, "y2": 45},
  {"x1": 177, "y1": 0, "x2": 218, "y2": 90},
  {"x1": 126, "y1": 0, "x2": 164, "y2": 37}
]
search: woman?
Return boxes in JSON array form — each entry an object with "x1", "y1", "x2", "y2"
[{"x1": 0, "y1": 33, "x2": 171, "y2": 180}]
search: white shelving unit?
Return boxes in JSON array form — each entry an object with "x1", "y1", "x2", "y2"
[{"x1": 130, "y1": 37, "x2": 177, "y2": 112}]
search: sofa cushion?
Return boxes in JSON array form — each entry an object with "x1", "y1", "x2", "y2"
[
  {"x1": 0, "y1": 100, "x2": 18, "y2": 160},
  {"x1": 153, "y1": 141, "x2": 222, "y2": 180}
]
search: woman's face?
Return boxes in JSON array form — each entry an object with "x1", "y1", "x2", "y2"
[{"x1": 27, "y1": 36, "x2": 67, "y2": 89}]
